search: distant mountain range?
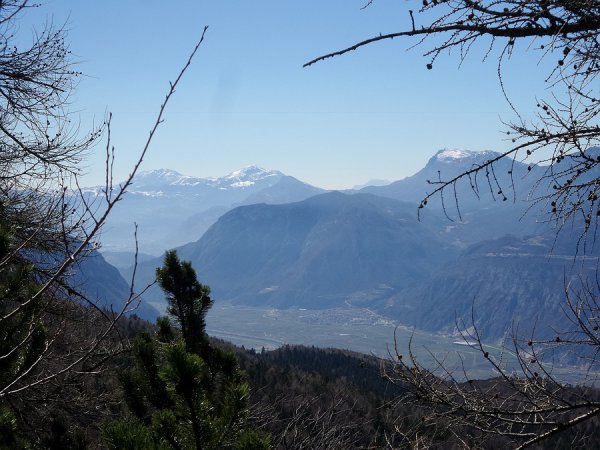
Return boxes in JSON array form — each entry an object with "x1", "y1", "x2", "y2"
[
  {"x1": 85, "y1": 166, "x2": 324, "y2": 255},
  {"x1": 91, "y1": 149, "x2": 547, "y2": 256},
  {"x1": 352, "y1": 179, "x2": 391, "y2": 190},
  {"x1": 87, "y1": 148, "x2": 600, "y2": 347}
]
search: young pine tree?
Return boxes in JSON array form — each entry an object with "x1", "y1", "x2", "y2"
[{"x1": 104, "y1": 250, "x2": 269, "y2": 450}]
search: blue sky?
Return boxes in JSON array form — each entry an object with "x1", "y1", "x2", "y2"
[{"x1": 20, "y1": 1, "x2": 551, "y2": 189}]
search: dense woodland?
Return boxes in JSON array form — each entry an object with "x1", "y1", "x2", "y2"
[{"x1": 7, "y1": 303, "x2": 600, "y2": 449}]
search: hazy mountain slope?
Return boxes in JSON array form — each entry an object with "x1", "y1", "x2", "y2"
[
  {"x1": 99, "y1": 250, "x2": 156, "y2": 271},
  {"x1": 71, "y1": 251, "x2": 159, "y2": 321},
  {"x1": 240, "y1": 175, "x2": 325, "y2": 205},
  {"x1": 173, "y1": 175, "x2": 326, "y2": 245},
  {"x1": 385, "y1": 232, "x2": 598, "y2": 342},
  {"x1": 352, "y1": 179, "x2": 391, "y2": 190},
  {"x1": 109, "y1": 149, "x2": 600, "y2": 342},
  {"x1": 361, "y1": 148, "x2": 530, "y2": 204},
  {"x1": 135, "y1": 192, "x2": 457, "y2": 310},
  {"x1": 361, "y1": 148, "x2": 548, "y2": 245}
]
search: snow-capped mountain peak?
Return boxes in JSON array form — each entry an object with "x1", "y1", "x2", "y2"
[
  {"x1": 431, "y1": 148, "x2": 500, "y2": 165},
  {"x1": 223, "y1": 165, "x2": 282, "y2": 181},
  {"x1": 435, "y1": 148, "x2": 473, "y2": 161},
  {"x1": 123, "y1": 166, "x2": 285, "y2": 194}
]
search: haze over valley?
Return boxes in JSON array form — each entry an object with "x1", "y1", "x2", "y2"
[{"x1": 81, "y1": 147, "x2": 600, "y2": 374}]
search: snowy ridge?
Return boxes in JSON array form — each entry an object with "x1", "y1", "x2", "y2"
[
  {"x1": 217, "y1": 165, "x2": 283, "y2": 188},
  {"x1": 79, "y1": 166, "x2": 285, "y2": 199},
  {"x1": 80, "y1": 166, "x2": 282, "y2": 193},
  {"x1": 436, "y1": 148, "x2": 473, "y2": 161},
  {"x1": 433, "y1": 148, "x2": 500, "y2": 164}
]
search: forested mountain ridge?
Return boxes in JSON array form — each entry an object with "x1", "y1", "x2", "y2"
[
  {"x1": 385, "y1": 232, "x2": 600, "y2": 344},
  {"x1": 130, "y1": 191, "x2": 458, "y2": 311},
  {"x1": 210, "y1": 341, "x2": 600, "y2": 449}
]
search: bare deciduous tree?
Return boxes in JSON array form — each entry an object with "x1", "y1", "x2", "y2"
[
  {"x1": 307, "y1": 1, "x2": 600, "y2": 448},
  {"x1": 381, "y1": 305, "x2": 600, "y2": 449},
  {"x1": 252, "y1": 392, "x2": 369, "y2": 449},
  {"x1": 0, "y1": 1, "x2": 209, "y2": 442}
]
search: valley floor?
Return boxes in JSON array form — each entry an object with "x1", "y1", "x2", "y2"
[{"x1": 196, "y1": 302, "x2": 594, "y2": 383}]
